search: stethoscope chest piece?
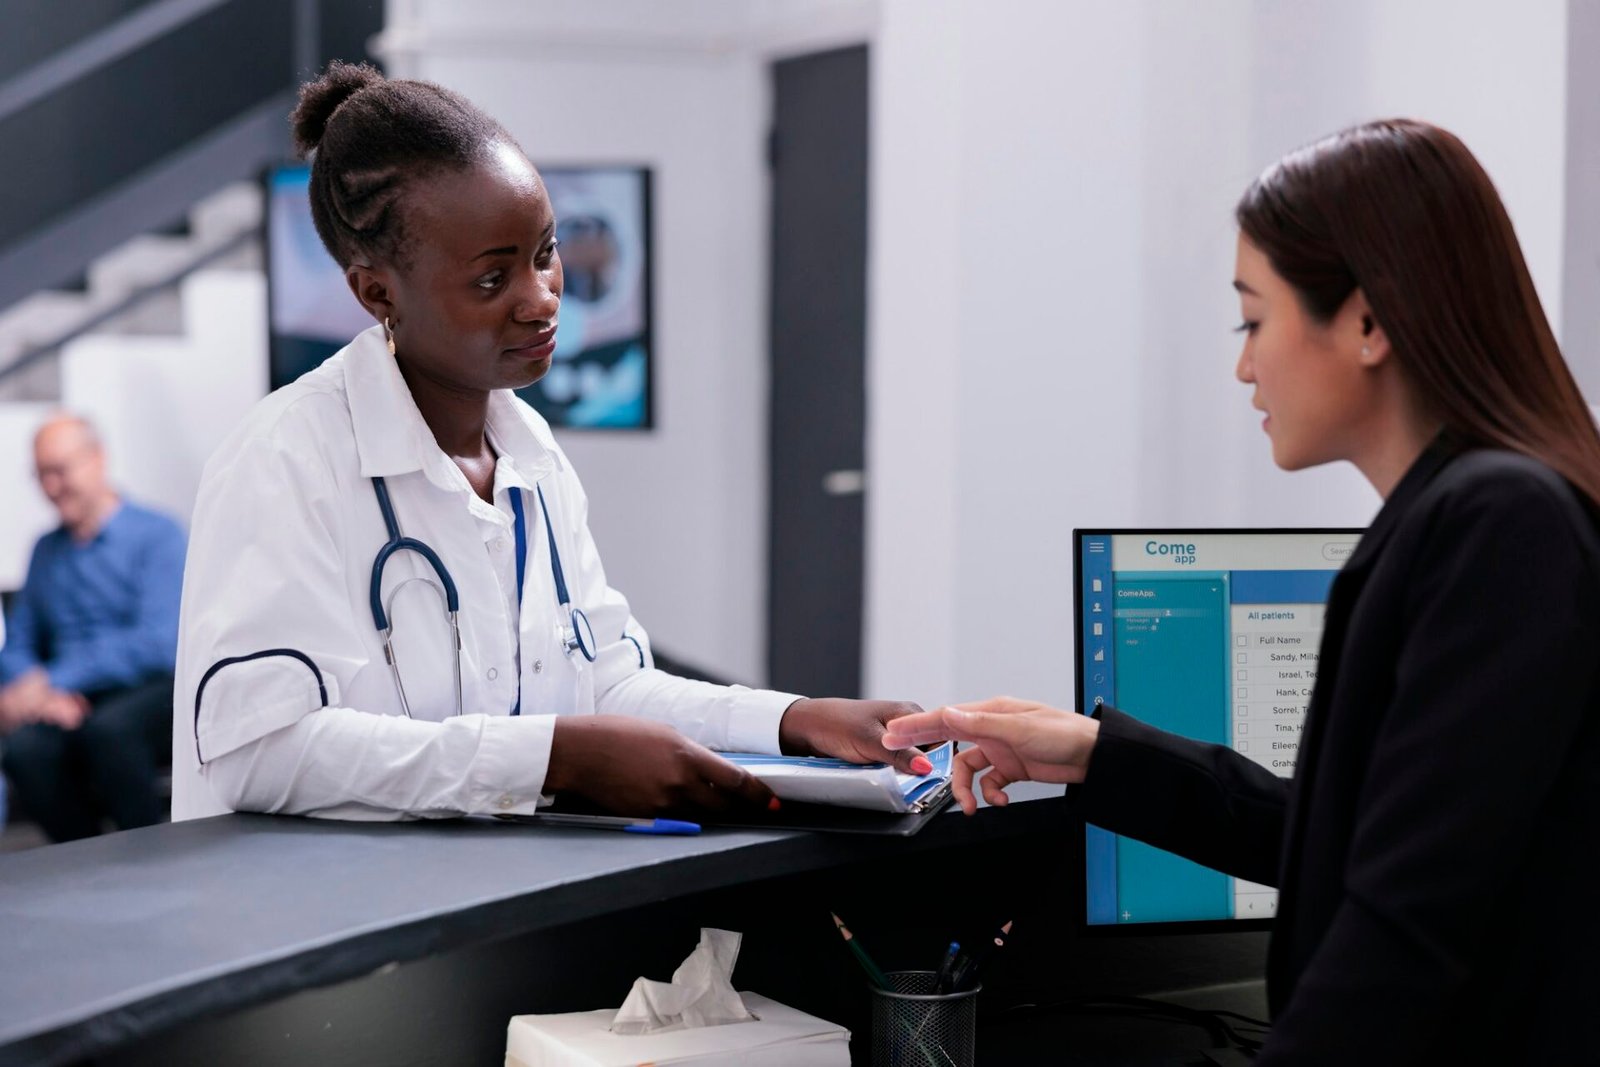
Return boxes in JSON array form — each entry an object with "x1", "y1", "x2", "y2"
[
  {"x1": 521, "y1": 485, "x2": 598, "y2": 665},
  {"x1": 564, "y1": 606, "x2": 597, "y2": 662}
]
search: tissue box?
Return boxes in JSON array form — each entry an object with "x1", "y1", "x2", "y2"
[{"x1": 505, "y1": 993, "x2": 849, "y2": 1067}]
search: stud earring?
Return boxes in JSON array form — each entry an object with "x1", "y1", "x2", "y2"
[
  {"x1": 385, "y1": 317, "x2": 397, "y2": 357},
  {"x1": 1362, "y1": 344, "x2": 1370, "y2": 357}
]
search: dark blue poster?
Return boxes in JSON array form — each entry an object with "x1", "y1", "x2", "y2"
[{"x1": 266, "y1": 163, "x2": 653, "y2": 430}]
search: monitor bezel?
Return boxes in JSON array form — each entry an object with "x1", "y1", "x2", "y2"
[{"x1": 1072, "y1": 526, "x2": 1363, "y2": 937}]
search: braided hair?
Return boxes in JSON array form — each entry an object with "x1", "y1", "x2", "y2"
[{"x1": 290, "y1": 61, "x2": 515, "y2": 269}]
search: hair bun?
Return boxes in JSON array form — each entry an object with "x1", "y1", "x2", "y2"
[{"x1": 291, "y1": 60, "x2": 384, "y2": 158}]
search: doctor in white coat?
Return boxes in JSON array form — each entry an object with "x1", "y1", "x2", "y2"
[{"x1": 172, "y1": 62, "x2": 930, "y2": 822}]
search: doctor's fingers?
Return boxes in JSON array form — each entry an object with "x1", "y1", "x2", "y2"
[
  {"x1": 951, "y1": 746, "x2": 992, "y2": 816},
  {"x1": 683, "y1": 751, "x2": 776, "y2": 812},
  {"x1": 872, "y1": 731, "x2": 936, "y2": 777}
]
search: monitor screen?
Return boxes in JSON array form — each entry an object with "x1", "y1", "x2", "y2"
[
  {"x1": 1075, "y1": 529, "x2": 1360, "y2": 930},
  {"x1": 265, "y1": 163, "x2": 653, "y2": 429}
]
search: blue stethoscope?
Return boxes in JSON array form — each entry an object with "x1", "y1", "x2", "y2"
[{"x1": 369, "y1": 476, "x2": 596, "y2": 719}]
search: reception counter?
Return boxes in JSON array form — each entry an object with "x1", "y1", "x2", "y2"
[{"x1": 0, "y1": 799, "x2": 1267, "y2": 1066}]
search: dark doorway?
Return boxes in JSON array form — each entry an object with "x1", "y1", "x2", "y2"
[{"x1": 767, "y1": 45, "x2": 869, "y2": 698}]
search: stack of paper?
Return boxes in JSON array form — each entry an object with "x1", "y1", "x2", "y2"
[{"x1": 722, "y1": 741, "x2": 954, "y2": 813}]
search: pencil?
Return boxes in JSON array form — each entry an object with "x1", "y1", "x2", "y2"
[
  {"x1": 950, "y1": 919, "x2": 1012, "y2": 990},
  {"x1": 830, "y1": 911, "x2": 891, "y2": 989}
]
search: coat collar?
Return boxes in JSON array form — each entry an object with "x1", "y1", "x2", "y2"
[
  {"x1": 342, "y1": 324, "x2": 560, "y2": 492},
  {"x1": 1341, "y1": 430, "x2": 1464, "y2": 575}
]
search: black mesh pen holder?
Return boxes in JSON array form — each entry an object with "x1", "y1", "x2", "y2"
[{"x1": 870, "y1": 969, "x2": 980, "y2": 1067}]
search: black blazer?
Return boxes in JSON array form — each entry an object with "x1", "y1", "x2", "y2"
[{"x1": 1077, "y1": 436, "x2": 1600, "y2": 1064}]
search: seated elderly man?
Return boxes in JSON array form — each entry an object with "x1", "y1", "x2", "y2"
[{"x1": 0, "y1": 415, "x2": 185, "y2": 841}]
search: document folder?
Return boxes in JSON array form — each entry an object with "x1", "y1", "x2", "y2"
[
  {"x1": 502, "y1": 744, "x2": 957, "y2": 837},
  {"x1": 700, "y1": 789, "x2": 954, "y2": 836},
  {"x1": 696, "y1": 742, "x2": 956, "y2": 835},
  {"x1": 721, "y1": 741, "x2": 955, "y2": 813}
]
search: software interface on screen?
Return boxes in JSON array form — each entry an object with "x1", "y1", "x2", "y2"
[{"x1": 1077, "y1": 530, "x2": 1359, "y2": 927}]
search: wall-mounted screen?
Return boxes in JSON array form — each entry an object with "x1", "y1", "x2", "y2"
[{"x1": 265, "y1": 163, "x2": 653, "y2": 429}]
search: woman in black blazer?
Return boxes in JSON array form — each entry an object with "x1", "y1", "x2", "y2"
[{"x1": 884, "y1": 119, "x2": 1600, "y2": 1064}]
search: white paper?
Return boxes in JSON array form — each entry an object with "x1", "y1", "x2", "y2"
[
  {"x1": 611, "y1": 929, "x2": 754, "y2": 1035},
  {"x1": 722, "y1": 742, "x2": 954, "y2": 813}
]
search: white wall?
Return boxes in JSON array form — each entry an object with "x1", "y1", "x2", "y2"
[
  {"x1": 1564, "y1": 0, "x2": 1600, "y2": 397},
  {"x1": 59, "y1": 271, "x2": 267, "y2": 531},
  {"x1": 0, "y1": 402, "x2": 58, "y2": 591},
  {"x1": 865, "y1": 0, "x2": 1570, "y2": 713},
  {"x1": 0, "y1": 2, "x2": 1571, "y2": 709},
  {"x1": 377, "y1": 0, "x2": 1572, "y2": 707}
]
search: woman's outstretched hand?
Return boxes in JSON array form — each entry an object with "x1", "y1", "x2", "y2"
[{"x1": 880, "y1": 697, "x2": 1101, "y2": 814}]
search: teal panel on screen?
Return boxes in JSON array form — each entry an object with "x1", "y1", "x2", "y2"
[{"x1": 1111, "y1": 572, "x2": 1231, "y2": 923}]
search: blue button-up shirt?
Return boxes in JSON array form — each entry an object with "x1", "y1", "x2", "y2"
[{"x1": 0, "y1": 501, "x2": 186, "y2": 694}]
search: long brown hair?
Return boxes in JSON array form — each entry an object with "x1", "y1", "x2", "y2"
[{"x1": 1236, "y1": 118, "x2": 1600, "y2": 506}]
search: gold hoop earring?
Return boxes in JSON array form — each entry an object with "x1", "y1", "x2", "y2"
[{"x1": 384, "y1": 317, "x2": 397, "y2": 357}]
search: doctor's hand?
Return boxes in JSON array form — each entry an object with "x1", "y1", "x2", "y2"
[
  {"x1": 880, "y1": 697, "x2": 1101, "y2": 815},
  {"x1": 779, "y1": 698, "x2": 935, "y2": 777},
  {"x1": 546, "y1": 716, "x2": 777, "y2": 817}
]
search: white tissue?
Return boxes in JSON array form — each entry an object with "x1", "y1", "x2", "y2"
[{"x1": 610, "y1": 928, "x2": 756, "y2": 1035}]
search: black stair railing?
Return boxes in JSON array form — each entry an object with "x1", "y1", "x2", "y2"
[{"x1": 0, "y1": 0, "x2": 381, "y2": 316}]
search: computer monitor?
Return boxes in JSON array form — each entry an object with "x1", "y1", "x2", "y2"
[{"x1": 1074, "y1": 528, "x2": 1361, "y2": 932}]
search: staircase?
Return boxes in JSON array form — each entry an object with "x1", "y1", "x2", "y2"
[
  {"x1": 0, "y1": 0, "x2": 381, "y2": 590},
  {"x1": 0, "y1": 181, "x2": 263, "y2": 403}
]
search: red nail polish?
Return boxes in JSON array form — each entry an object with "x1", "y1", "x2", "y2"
[{"x1": 768, "y1": 796, "x2": 782, "y2": 811}]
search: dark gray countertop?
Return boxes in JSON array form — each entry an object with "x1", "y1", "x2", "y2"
[{"x1": 0, "y1": 801, "x2": 1067, "y2": 1067}]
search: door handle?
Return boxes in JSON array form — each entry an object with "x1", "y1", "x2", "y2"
[{"x1": 821, "y1": 469, "x2": 866, "y2": 496}]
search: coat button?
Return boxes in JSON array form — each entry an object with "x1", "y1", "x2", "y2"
[
  {"x1": 532, "y1": 660, "x2": 543, "y2": 675},
  {"x1": 487, "y1": 667, "x2": 498, "y2": 681},
  {"x1": 498, "y1": 795, "x2": 515, "y2": 809}
]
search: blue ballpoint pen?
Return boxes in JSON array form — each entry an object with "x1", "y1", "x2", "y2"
[
  {"x1": 523, "y1": 813, "x2": 701, "y2": 835},
  {"x1": 934, "y1": 941, "x2": 962, "y2": 993}
]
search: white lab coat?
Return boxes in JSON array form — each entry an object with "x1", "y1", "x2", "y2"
[{"x1": 171, "y1": 325, "x2": 800, "y2": 821}]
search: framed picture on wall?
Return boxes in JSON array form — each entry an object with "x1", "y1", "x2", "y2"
[
  {"x1": 521, "y1": 166, "x2": 653, "y2": 429},
  {"x1": 264, "y1": 163, "x2": 654, "y2": 430}
]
